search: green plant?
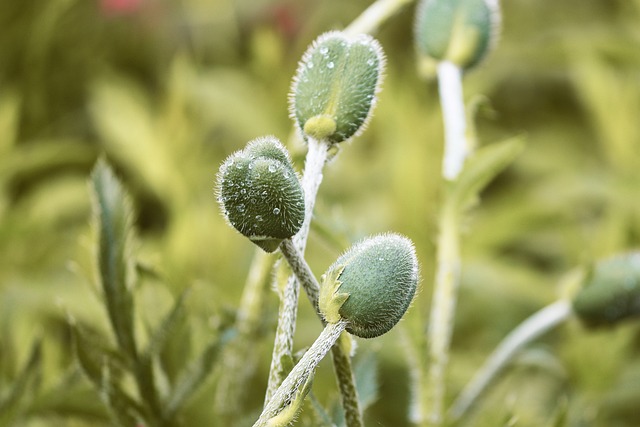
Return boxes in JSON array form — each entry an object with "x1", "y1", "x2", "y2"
[{"x1": 3, "y1": 0, "x2": 640, "y2": 426}]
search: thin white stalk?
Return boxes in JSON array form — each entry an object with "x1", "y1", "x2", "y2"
[
  {"x1": 437, "y1": 61, "x2": 468, "y2": 181},
  {"x1": 264, "y1": 137, "x2": 329, "y2": 403},
  {"x1": 449, "y1": 300, "x2": 573, "y2": 420},
  {"x1": 294, "y1": 137, "x2": 329, "y2": 251},
  {"x1": 344, "y1": 0, "x2": 415, "y2": 36},
  {"x1": 425, "y1": 205, "x2": 460, "y2": 426},
  {"x1": 255, "y1": 321, "x2": 348, "y2": 426}
]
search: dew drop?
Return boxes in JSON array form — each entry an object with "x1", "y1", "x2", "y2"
[
  {"x1": 240, "y1": 189, "x2": 247, "y2": 194},
  {"x1": 237, "y1": 204, "x2": 246, "y2": 213},
  {"x1": 367, "y1": 59, "x2": 375, "y2": 66},
  {"x1": 307, "y1": 61, "x2": 314, "y2": 69},
  {"x1": 256, "y1": 215, "x2": 263, "y2": 222},
  {"x1": 235, "y1": 163, "x2": 243, "y2": 169},
  {"x1": 327, "y1": 61, "x2": 335, "y2": 69},
  {"x1": 268, "y1": 164, "x2": 277, "y2": 173},
  {"x1": 261, "y1": 190, "x2": 268, "y2": 198},
  {"x1": 283, "y1": 171, "x2": 290, "y2": 179},
  {"x1": 319, "y1": 46, "x2": 329, "y2": 55},
  {"x1": 273, "y1": 207, "x2": 281, "y2": 215},
  {"x1": 248, "y1": 163, "x2": 253, "y2": 170}
]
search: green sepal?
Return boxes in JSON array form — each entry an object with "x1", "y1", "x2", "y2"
[
  {"x1": 290, "y1": 31, "x2": 386, "y2": 144},
  {"x1": 415, "y1": 0, "x2": 500, "y2": 70},
  {"x1": 319, "y1": 264, "x2": 349, "y2": 325}
]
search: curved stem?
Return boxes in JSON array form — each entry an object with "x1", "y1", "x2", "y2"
[
  {"x1": 424, "y1": 202, "x2": 460, "y2": 426},
  {"x1": 437, "y1": 61, "x2": 468, "y2": 181},
  {"x1": 280, "y1": 238, "x2": 320, "y2": 311},
  {"x1": 255, "y1": 321, "x2": 348, "y2": 426},
  {"x1": 344, "y1": 0, "x2": 415, "y2": 36},
  {"x1": 265, "y1": 138, "x2": 329, "y2": 403},
  {"x1": 449, "y1": 300, "x2": 573, "y2": 421}
]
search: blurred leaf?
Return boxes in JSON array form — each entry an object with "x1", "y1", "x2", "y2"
[
  {"x1": 89, "y1": 76, "x2": 182, "y2": 208},
  {"x1": 71, "y1": 323, "x2": 144, "y2": 426},
  {"x1": 143, "y1": 289, "x2": 189, "y2": 362},
  {"x1": 90, "y1": 159, "x2": 138, "y2": 359},
  {"x1": 165, "y1": 328, "x2": 236, "y2": 419},
  {"x1": 0, "y1": 89, "x2": 20, "y2": 156},
  {"x1": 0, "y1": 340, "x2": 41, "y2": 427},
  {"x1": 353, "y1": 351, "x2": 379, "y2": 412},
  {"x1": 450, "y1": 136, "x2": 526, "y2": 214}
]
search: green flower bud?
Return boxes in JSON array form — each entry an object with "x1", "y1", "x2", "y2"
[
  {"x1": 573, "y1": 252, "x2": 640, "y2": 327},
  {"x1": 319, "y1": 233, "x2": 419, "y2": 338},
  {"x1": 217, "y1": 136, "x2": 305, "y2": 252},
  {"x1": 290, "y1": 31, "x2": 386, "y2": 144},
  {"x1": 414, "y1": 0, "x2": 500, "y2": 70}
]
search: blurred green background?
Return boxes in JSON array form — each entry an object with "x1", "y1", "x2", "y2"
[{"x1": 1, "y1": 0, "x2": 639, "y2": 425}]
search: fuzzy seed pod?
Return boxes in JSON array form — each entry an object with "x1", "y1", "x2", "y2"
[
  {"x1": 573, "y1": 252, "x2": 640, "y2": 327},
  {"x1": 290, "y1": 31, "x2": 385, "y2": 144},
  {"x1": 319, "y1": 233, "x2": 419, "y2": 338},
  {"x1": 414, "y1": 0, "x2": 500, "y2": 70},
  {"x1": 217, "y1": 136, "x2": 305, "y2": 252}
]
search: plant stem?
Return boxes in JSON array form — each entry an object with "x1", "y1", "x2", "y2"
[
  {"x1": 344, "y1": 0, "x2": 415, "y2": 36},
  {"x1": 279, "y1": 238, "x2": 320, "y2": 311},
  {"x1": 437, "y1": 61, "x2": 468, "y2": 181},
  {"x1": 449, "y1": 300, "x2": 573, "y2": 421},
  {"x1": 422, "y1": 60, "x2": 468, "y2": 427},
  {"x1": 331, "y1": 335, "x2": 363, "y2": 427},
  {"x1": 264, "y1": 137, "x2": 329, "y2": 403},
  {"x1": 424, "y1": 201, "x2": 460, "y2": 427},
  {"x1": 214, "y1": 250, "x2": 274, "y2": 417},
  {"x1": 280, "y1": 239, "x2": 363, "y2": 427},
  {"x1": 255, "y1": 321, "x2": 348, "y2": 426}
]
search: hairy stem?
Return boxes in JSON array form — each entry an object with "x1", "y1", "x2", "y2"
[
  {"x1": 256, "y1": 321, "x2": 348, "y2": 426},
  {"x1": 344, "y1": 0, "x2": 415, "y2": 36},
  {"x1": 437, "y1": 61, "x2": 468, "y2": 181},
  {"x1": 265, "y1": 137, "x2": 329, "y2": 403},
  {"x1": 424, "y1": 202, "x2": 460, "y2": 426},
  {"x1": 331, "y1": 335, "x2": 363, "y2": 427},
  {"x1": 280, "y1": 238, "x2": 320, "y2": 311},
  {"x1": 449, "y1": 300, "x2": 573, "y2": 420}
]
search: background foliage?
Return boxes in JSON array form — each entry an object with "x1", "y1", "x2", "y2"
[{"x1": 1, "y1": 0, "x2": 639, "y2": 425}]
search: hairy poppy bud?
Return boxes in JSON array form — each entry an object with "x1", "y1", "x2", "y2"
[
  {"x1": 290, "y1": 31, "x2": 385, "y2": 144},
  {"x1": 217, "y1": 136, "x2": 305, "y2": 252},
  {"x1": 319, "y1": 233, "x2": 419, "y2": 338}
]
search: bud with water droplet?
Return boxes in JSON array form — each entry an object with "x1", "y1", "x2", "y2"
[
  {"x1": 573, "y1": 252, "x2": 640, "y2": 327},
  {"x1": 290, "y1": 31, "x2": 386, "y2": 144},
  {"x1": 414, "y1": 0, "x2": 500, "y2": 70},
  {"x1": 319, "y1": 233, "x2": 419, "y2": 338},
  {"x1": 217, "y1": 136, "x2": 305, "y2": 252}
]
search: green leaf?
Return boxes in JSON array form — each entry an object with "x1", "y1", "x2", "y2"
[
  {"x1": 71, "y1": 324, "x2": 145, "y2": 426},
  {"x1": 165, "y1": 329, "x2": 236, "y2": 418},
  {"x1": 353, "y1": 351, "x2": 379, "y2": 411},
  {"x1": 90, "y1": 159, "x2": 138, "y2": 359},
  {"x1": 450, "y1": 136, "x2": 526, "y2": 213},
  {"x1": 143, "y1": 289, "x2": 189, "y2": 361},
  {"x1": 0, "y1": 340, "x2": 42, "y2": 426}
]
